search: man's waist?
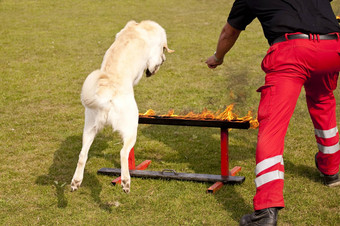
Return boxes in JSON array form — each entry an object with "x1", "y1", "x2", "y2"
[{"x1": 271, "y1": 33, "x2": 339, "y2": 45}]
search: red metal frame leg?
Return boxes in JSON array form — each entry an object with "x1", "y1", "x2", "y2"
[
  {"x1": 230, "y1": 166, "x2": 242, "y2": 176},
  {"x1": 207, "y1": 128, "x2": 243, "y2": 193},
  {"x1": 208, "y1": 128, "x2": 229, "y2": 193},
  {"x1": 112, "y1": 147, "x2": 152, "y2": 185},
  {"x1": 128, "y1": 147, "x2": 136, "y2": 170},
  {"x1": 207, "y1": 182, "x2": 224, "y2": 194},
  {"x1": 135, "y1": 160, "x2": 152, "y2": 170},
  {"x1": 220, "y1": 128, "x2": 229, "y2": 176}
]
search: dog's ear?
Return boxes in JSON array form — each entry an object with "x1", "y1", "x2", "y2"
[{"x1": 164, "y1": 45, "x2": 174, "y2": 53}]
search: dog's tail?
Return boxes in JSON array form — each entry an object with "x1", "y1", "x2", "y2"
[{"x1": 81, "y1": 70, "x2": 115, "y2": 110}]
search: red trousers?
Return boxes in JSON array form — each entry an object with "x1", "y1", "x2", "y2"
[{"x1": 253, "y1": 35, "x2": 340, "y2": 210}]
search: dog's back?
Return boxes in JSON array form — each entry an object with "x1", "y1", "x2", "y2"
[{"x1": 81, "y1": 20, "x2": 170, "y2": 112}]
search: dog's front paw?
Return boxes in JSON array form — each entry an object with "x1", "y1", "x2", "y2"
[
  {"x1": 70, "y1": 179, "x2": 82, "y2": 192},
  {"x1": 121, "y1": 178, "x2": 130, "y2": 193}
]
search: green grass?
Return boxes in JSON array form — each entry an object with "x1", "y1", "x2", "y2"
[{"x1": 1, "y1": 0, "x2": 340, "y2": 225}]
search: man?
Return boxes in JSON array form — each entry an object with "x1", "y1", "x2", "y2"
[{"x1": 206, "y1": 0, "x2": 340, "y2": 225}]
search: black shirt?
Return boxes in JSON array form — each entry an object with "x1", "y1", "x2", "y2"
[{"x1": 227, "y1": 0, "x2": 340, "y2": 44}]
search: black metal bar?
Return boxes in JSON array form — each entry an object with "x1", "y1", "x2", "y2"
[
  {"x1": 97, "y1": 168, "x2": 245, "y2": 184},
  {"x1": 138, "y1": 115, "x2": 250, "y2": 129}
]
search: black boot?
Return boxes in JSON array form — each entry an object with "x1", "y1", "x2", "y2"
[
  {"x1": 315, "y1": 153, "x2": 340, "y2": 187},
  {"x1": 239, "y1": 207, "x2": 279, "y2": 226}
]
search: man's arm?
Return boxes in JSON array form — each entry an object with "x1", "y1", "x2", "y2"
[{"x1": 206, "y1": 22, "x2": 242, "y2": 69}]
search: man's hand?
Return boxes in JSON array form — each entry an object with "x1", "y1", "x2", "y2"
[
  {"x1": 206, "y1": 55, "x2": 223, "y2": 69},
  {"x1": 205, "y1": 22, "x2": 241, "y2": 69}
]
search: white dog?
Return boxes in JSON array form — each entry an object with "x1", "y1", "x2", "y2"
[{"x1": 71, "y1": 20, "x2": 173, "y2": 193}]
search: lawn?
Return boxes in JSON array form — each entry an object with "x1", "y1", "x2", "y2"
[{"x1": 1, "y1": 0, "x2": 340, "y2": 225}]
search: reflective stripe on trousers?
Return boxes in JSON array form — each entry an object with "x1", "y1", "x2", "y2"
[{"x1": 255, "y1": 155, "x2": 284, "y2": 187}]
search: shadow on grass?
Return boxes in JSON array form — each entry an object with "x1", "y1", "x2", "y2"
[
  {"x1": 284, "y1": 159, "x2": 320, "y2": 183},
  {"x1": 139, "y1": 124, "x2": 255, "y2": 222},
  {"x1": 35, "y1": 134, "x2": 113, "y2": 211},
  {"x1": 215, "y1": 185, "x2": 254, "y2": 222}
]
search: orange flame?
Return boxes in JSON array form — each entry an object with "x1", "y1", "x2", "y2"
[
  {"x1": 140, "y1": 105, "x2": 259, "y2": 129},
  {"x1": 142, "y1": 109, "x2": 156, "y2": 116}
]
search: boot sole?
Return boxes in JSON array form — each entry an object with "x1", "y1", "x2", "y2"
[{"x1": 326, "y1": 180, "x2": 340, "y2": 187}]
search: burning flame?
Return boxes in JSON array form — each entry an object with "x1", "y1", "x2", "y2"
[{"x1": 140, "y1": 105, "x2": 259, "y2": 129}]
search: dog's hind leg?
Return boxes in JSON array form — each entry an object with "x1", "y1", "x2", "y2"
[
  {"x1": 71, "y1": 108, "x2": 101, "y2": 191},
  {"x1": 110, "y1": 97, "x2": 138, "y2": 193},
  {"x1": 119, "y1": 134, "x2": 136, "y2": 193}
]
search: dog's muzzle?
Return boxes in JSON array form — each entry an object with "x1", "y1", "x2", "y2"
[{"x1": 146, "y1": 68, "x2": 152, "y2": 77}]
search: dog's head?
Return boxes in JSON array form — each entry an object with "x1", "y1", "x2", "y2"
[
  {"x1": 146, "y1": 46, "x2": 174, "y2": 77},
  {"x1": 140, "y1": 20, "x2": 174, "y2": 77}
]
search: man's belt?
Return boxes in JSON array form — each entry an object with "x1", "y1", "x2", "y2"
[{"x1": 271, "y1": 33, "x2": 339, "y2": 45}]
